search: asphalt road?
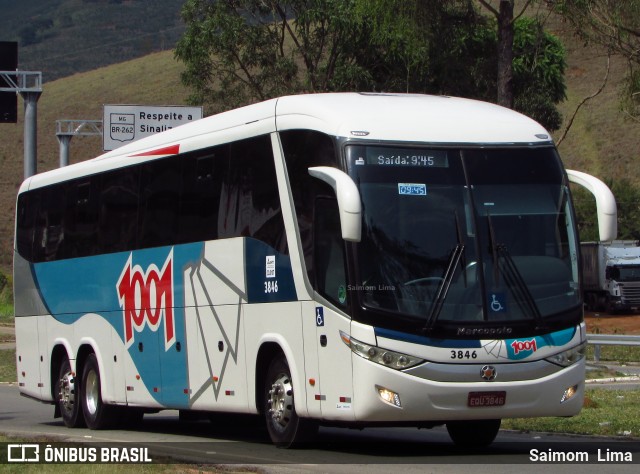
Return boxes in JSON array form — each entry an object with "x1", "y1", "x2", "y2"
[{"x1": 0, "y1": 384, "x2": 638, "y2": 473}]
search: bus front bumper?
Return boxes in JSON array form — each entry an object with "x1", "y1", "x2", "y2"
[{"x1": 351, "y1": 354, "x2": 585, "y2": 423}]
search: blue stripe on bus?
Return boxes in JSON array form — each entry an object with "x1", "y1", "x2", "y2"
[
  {"x1": 374, "y1": 327, "x2": 482, "y2": 348},
  {"x1": 31, "y1": 238, "x2": 297, "y2": 408},
  {"x1": 375, "y1": 326, "x2": 578, "y2": 358},
  {"x1": 244, "y1": 238, "x2": 297, "y2": 303}
]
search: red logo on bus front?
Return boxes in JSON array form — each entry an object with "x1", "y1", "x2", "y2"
[
  {"x1": 117, "y1": 250, "x2": 175, "y2": 350},
  {"x1": 510, "y1": 338, "x2": 537, "y2": 355}
]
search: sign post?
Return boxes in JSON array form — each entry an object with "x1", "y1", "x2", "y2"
[
  {"x1": 1, "y1": 70, "x2": 43, "y2": 178},
  {"x1": 56, "y1": 120, "x2": 103, "y2": 167}
]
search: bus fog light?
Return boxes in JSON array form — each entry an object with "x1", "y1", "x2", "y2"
[
  {"x1": 560, "y1": 384, "x2": 579, "y2": 403},
  {"x1": 376, "y1": 385, "x2": 402, "y2": 408}
]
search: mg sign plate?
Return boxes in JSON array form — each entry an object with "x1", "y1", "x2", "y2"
[{"x1": 103, "y1": 105, "x2": 203, "y2": 151}]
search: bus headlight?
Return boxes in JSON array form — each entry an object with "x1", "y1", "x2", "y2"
[
  {"x1": 340, "y1": 331, "x2": 425, "y2": 370},
  {"x1": 544, "y1": 343, "x2": 586, "y2": 367}
]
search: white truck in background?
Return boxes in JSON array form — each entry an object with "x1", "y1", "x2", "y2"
[{"x1": 581, "y1": 241, "x2": 640, "y2": 313}]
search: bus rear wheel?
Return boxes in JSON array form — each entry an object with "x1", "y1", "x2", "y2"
[
  {"x1": 81, "y1": 353, "x2": 117, "y2": 429},
  {"x1": 57, "y1": 357, "x2": 85, "y2": 428},
  {"x1": 263, "y1": 355, "x2": 317, "y2": 448},
  {"x1": 446, "y1": 419, "x2": 501, "y2": 447}
]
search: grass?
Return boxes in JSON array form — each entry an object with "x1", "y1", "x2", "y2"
[
  {"x1": 502, "y1": 389, "x2": 640, "y2": 438},
  {"x1": 0, "y1": 350, "x2": 16, "y2": 383},
  {"x1": 0, "y1": 308, "x2": 13, "y2": 326},
  {"x1": 0, "y1": 272, "x2": 13, "y2": 325},
  {"x1": 585, "y1": 366, "x2": 627, "y2": 379},
  {"x1": 586, "y1": 344, "x2": 640, "y2": 365}
]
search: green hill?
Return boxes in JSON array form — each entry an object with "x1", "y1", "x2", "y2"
[
  {"x1": 0, "y1": 12, "x2": 638, "y2": 271},
  {"x1": 0, "y1": 0, "x2": 185, "y2": 82},
  {"x1": 0, "y1": 49, "x2": 191, "y2": 269}
]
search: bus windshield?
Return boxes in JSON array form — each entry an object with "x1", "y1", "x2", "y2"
[{"x1": 346, "y1": 145, "x2": 580, "y2": 335}]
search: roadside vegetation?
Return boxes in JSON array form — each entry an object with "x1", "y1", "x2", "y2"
[
  {"x1": 0, "y1": 269, "x2": 16, "y2": 384},
  {"x1": 502, "y1": 389, "x2": 640, "y2": 438},
  {"x1": 586, "y1": 345, "x2": 640, "y2": 365},
  {"x1": 0, "y1": 349, "x2": 15, "y2": 383},
  {"x1": 0, "y1": 270, "x2": 13, "y2": 325}
]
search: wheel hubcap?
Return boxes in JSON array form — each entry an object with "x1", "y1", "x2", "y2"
[
  {"x1": 58, "y1": 371, "x2": 76, "y2": 413},
  {"x1": 85, "y1": 369, "x2": 99, "y2": 415},
  {"x1": 267, "y1": 373, "x2": 293, "y2": 429}
]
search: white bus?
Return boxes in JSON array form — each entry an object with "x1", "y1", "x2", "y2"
[{"x1": 14, "y1": 93, "x2": 616, "y2": 448}]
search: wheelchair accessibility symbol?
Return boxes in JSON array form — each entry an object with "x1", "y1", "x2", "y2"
[
  {"x1": 489, "y1": 293, "x2": 506, "y2": 313},
  {"x1": 316, "y1": 307, "x2": 325, "y2": 326}
]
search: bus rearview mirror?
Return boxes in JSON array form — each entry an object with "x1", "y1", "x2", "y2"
[
  {"x1": 566, "y1": 169, "x2": 617, "y2": 242},
  {"x1": 308, "y1": 166, "x2": 362, "y2": 242}
]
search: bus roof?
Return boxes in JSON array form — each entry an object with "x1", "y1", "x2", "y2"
[{"x1": 20, "y1": 93, "x2": 553, "y2": 193}]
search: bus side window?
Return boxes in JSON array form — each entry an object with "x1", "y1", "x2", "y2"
[
  {"x1": 179, "y1": 148, "x2": 227, "y2": 244},
  {"x1": 280, "y1": 129, "x2": 339, "y2": 285},
  {"x1": 220, "y1": 135, "x2": 287, "y2": 254},
  {"x1": 16, "y1": 192, "x2": 38, "y2": 262},
  {"x1": 138, "y1": 156, "x2": 181, "y2": 249},
  {"x1": 314, "y1": 198, "x2": 347, "y2": 308},
  {"x1": 34, "y1": 186, "x2": 66, "y2": 262},
  {"x1": 63, "y1": 179, "x2": 99, "y2": 258},
  {"x1": 98, "y1": 168, "x2": 140, "y2": 254}
]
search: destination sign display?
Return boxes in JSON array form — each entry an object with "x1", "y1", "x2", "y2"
[{"x1": 352, "y1": 147, "x2": 449, "y2": 168}]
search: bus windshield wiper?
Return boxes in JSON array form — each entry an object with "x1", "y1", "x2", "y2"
[
  {"x1": 423, "y1": 243, "x2": 465, "y2": 335},
  {"x1": 423, "y1": 214, "x2": 467, "y2": 334},
  {"x1": 486, "y1": 211, "x2": 545, "y2": 329},
  {"x1": 487, "y1": 211, "x2": 500, "y2": 284},
  {"x1": 455, "y1": 211, "x2": 467, "y2": 288},
  {"x1": 495, "y1": 244, "x2": 546, "y2": 329}
]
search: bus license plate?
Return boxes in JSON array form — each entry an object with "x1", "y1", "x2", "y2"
[{"x1": 468, "y1": 391, "x2": 506, "y2": 407}]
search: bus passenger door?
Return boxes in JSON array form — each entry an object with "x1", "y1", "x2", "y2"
[{"x1": 311, "y1": 199, "x2": 355, "y2": 421}]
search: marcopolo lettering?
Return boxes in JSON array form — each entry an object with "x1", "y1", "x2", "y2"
[
  {"x1": 117, "y1": 250, "x2": 175, "y2": 350},
  {"x1": 456, "y1": 326, "x2": 513, "y2": 336}
]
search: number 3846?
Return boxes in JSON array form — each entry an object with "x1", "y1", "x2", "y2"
[{"x1": 451, "y1": 350, "x2": 477, "y2": 360}]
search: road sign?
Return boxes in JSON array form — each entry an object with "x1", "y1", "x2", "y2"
[
  {"x1": 103, "y1": 104, "x2": 203, "y2": 151},
  {"x1": 0, "y1": 41, "x2": 18, "y2": 123}
]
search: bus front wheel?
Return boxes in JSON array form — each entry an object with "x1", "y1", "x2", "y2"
[
  {"x1": 446, "y1": 419, "x2": 501, "y2": 447},
  {"x1": 263, "y1": 355, "x2": 317, "y2": 448}
]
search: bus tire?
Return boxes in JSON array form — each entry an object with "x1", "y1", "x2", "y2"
[
  {"x1": 57, "y1": 356, "x2": 85, "y2": 428},
  {"x1": 446, "y1": 419, "x2": 501, "y2": 447},
  {"x1": 263, "y1": 355, "x2": 317, "y2": 448},
  {"x1": 80, "y1": 353, "x2": 117, "y2": 429}
]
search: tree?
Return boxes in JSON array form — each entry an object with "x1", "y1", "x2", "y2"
[
  {"x1": 424, "y1": 8, "x2": 566, "y2": 130},
  {"x1": 548, "y1": 0, "x2": 640, "y2": 120},
  {"x1": 512, "y1": 17, "x2": 567, "y2": 131},
  {"x1": 477, "y1": 0, "x2": 536, "y2": 108},
  {"x1": 175, "y1": 0, "x2": 417, "y2": 112},
  {"x1": 176, "y1": 0, "x2": 567, "y2": 130},
  {"x1": 573, "y1": 178, "x2": 640, "y2": 241}
]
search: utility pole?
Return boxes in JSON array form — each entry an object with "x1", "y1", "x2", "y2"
[
  {"x1": 0, "y1": 71, "x2": 43, "y2": 178},
  {"x1": 56, "y1": 120, "x2": 103, "y2": 167}
]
